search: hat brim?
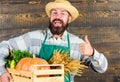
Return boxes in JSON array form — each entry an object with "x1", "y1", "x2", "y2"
[{"x1": 45, "y1": 2, "x2": 79, "y2": 22}]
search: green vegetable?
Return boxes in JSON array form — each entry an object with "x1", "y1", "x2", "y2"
[{"x1": 5, "y1": 50, "x2": 32, "y2": 68}]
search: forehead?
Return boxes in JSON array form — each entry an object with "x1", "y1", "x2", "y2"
[{"x1": 51, "y1": 8, "x2": 69, "y2": 13}]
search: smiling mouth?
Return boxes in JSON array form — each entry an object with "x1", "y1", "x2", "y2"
[{"x1": 53, "y1": 21, "x2": 62, "y2": 27}]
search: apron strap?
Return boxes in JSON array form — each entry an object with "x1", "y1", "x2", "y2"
[
  {"x1": 42, "y1": 34, "x2": 47, "y2": 44},
  {"x1": 67, "y1": 34, "x2": 70, "y2": 51}
]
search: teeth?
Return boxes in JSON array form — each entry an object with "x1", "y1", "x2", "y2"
[{"x1": 54, "y1": 21, "x2": 61, "y2": 24}]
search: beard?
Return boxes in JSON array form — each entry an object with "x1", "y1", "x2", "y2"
[{"x1": 49, "y1": 19, "x2": 69, "y2": 35}]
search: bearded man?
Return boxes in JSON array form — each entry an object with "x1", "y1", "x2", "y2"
[{"x1": 0, "y1": 0, "x2": 108, "y2": 82}]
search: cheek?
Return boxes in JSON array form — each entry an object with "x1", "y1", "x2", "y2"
[
  {"x1": 63, "y1": 18, "x2": 69, "y2": 23},
  {"x1": 50, "y1": 15, "x2": 54, "y2": 21},
  {"x1": 50, "y1": 17, "x2": 55, "y2": 23},
  {"x1": 49, "y1": 19, "x2": 53, "y2": 23}
]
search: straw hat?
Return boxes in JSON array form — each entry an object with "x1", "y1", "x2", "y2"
[{"x1": 45, "y1": 0, "x2": 79, "y2": 22}]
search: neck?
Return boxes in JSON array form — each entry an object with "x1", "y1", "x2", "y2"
[{"x1": 53, "y1": 33, "x2": 63, "y2": 39}]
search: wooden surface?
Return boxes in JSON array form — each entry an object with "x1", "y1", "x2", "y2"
[{"x1": 0, "y1": 0, "x2": 120, "y2": 82}]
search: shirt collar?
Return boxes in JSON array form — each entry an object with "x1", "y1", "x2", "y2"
[{"x1": 46, "y1": 29, "x2": 68, "y2": 41}]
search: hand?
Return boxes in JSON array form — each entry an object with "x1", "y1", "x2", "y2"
[
  {"x1": 0, "y1": 72, "x2": 13, "y2": 82},
  {"x1": 79, "y1": 35, "x2": 94, "y2": 56}
]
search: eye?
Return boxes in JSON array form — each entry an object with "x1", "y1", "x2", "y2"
[
  {"x1": 61, "y1": 12, "x2": 66, "y2": 15},
  {"x1": 51, "y1": 11, "x2": 57, "y2": 15},
  {"x1": 61, "y1": 11, "x2": 69, "y2": 16}
]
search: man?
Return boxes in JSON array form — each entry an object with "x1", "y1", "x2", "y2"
[{"x1": 0, "y1": 0, "x2": 108, "y2": 82}]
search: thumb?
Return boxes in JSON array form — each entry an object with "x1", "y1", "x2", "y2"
[{"x1": 84, "y1": 35, "x2": 90, "y2": 44}]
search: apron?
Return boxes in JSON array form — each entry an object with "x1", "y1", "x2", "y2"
[{"x1": 39, "y1": 34, "x2": 70, "y2": 82}]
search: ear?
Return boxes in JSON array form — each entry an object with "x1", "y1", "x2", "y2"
[{"x1": 68, "y1": 16, "x2": 72, "y2": 23}]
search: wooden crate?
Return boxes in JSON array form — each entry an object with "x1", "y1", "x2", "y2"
[{"x1": 7, "y1": 64, "x2": 64, "y2": 82}]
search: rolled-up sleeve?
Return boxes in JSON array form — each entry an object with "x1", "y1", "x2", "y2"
[
  {"x1": 0, "y1": 64, "x2": 7, "y2": 75},
  {"x1": 0, "y1": 41, "x2": 10, "y2": 75},
  {"x1": 86, "y1": 49, "x2": 108, "y2": 73}
]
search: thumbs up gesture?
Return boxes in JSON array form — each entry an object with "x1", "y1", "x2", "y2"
[{"x1": 79, "y1": 35, "x2": 94, "y2": 56}]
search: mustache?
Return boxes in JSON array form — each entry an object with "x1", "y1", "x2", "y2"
[{"x1": 52, "y1": 19, "x2": 63, "y2": 23}]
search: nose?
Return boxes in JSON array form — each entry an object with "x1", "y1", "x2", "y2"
[{"x1": 55, "y1": 13, "x2": 61, "y2": 19}]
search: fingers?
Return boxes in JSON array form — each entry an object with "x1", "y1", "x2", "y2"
[
  {"x1": 0, "y1": 72, "x2": 13, "y2": 82},
  {"x1": 79, "y1": 43, "x2": 87, "y2": 55},
  {"x1": 79, "y1": 35, "x2": 93, "y2": 56},
  {"x1": 8, "y1": 74, "x2": 13, "y2": 81}
]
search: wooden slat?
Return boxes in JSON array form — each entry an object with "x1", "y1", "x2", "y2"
[
  {"x1": 7, "y1": 68, "x2": 33, "y2": 78},
  {"x1": 10, "y1": 75, "x2": 32, "y2": 82},
  {"x1": 7, "y1": 64, "x2": 64, "y2": 82}
]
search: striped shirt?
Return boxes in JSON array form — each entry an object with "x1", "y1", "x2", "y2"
[{"x1": 0, "y1": 29, "x2": 108, "y2": 81}]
